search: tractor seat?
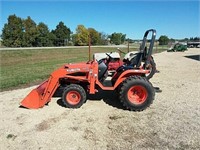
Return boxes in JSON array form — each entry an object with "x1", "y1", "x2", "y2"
[
  {"x1": 116, "y1": 65, "x2": 134, "y2": 73},
  {"x1": 98, "y1": 60, "x2": 108, "y2": 81},
  {"x1": 129, "y1": 52, "x2": 143, "y2": 68}
]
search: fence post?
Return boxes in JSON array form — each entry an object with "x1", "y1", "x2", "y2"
[
  {"x1": 88, "y1": 35, "x2": 91, "y2": 61},
  {"x1": 127, "y1": 40, "x2": 130, "y2": 53}
]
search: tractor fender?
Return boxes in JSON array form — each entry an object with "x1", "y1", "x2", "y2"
[{"x1": 113, "y1": 69, "x2": 149, "y2": 89}]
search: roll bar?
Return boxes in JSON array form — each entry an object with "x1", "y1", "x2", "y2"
[{"x1": 139, "y1": 29, "x2": 156, "y2": 66}]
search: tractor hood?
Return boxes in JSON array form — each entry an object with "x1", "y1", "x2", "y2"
[{"x1": 64, "y1": 62, "x2": 91, "y2": 73}]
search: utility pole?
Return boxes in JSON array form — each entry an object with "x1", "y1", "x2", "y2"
[
  {"x1": 88, "y1": 35, "x2": 91, "y2": 61},
  {"x1": 127, "y1": 39, "x2": 130, "y2": 53}
]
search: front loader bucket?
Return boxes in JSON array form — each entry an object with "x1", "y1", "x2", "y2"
[
  {"x1": 20, "y1": 67, "x2": 66, "y2": 109},
  {"x1": 21, "y1": 80, "x2": 49, "y2": 109}
]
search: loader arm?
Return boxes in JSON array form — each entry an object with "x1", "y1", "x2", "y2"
[{"x1": 21, "y1": 67, "x2": 67, "y2": 109}]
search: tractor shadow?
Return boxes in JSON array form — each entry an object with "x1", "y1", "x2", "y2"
[
  {"x1": 56, "y1": 99, "x2": 65, "y2": 108},
  {"x1": 87, "y1": 90, "x2": 126, "y2": 110},
  {"x1": 56, "y1": 90, "x2": 125, "y2": 110},
  {"x1": 56, "y1": 79, "x2": 162, "y2": 110},
  {"x1": 56, "y1": 87, "x2": 162, "y2": 110},
  {"x1": 184, "y1": 55, "x2": 200, "y2": 61}
]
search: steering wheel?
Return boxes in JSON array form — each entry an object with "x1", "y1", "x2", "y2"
[
  {"x1": 97, "y1": 52, "x2": 114, "y2": 65},
  {"x1": 104, "y1": 52, "x2": 114, "y2": 65},
  {"x1": 105, "y1": 52, "x2": 113, "y2": 59}
]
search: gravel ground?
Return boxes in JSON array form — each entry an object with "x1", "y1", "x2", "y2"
[{"x1": 0, "y1": 48, "x2": 200, "y2": 150}]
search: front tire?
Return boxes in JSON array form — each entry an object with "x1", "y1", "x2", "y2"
[
  {"x1": 119, "y1": 76, "x2": 155, "y2": 111},
  {"x1": 62, "y1": 84, "x2": 86, "y2": 108}
]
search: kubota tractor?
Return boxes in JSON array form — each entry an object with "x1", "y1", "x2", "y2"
[
  {"x1": 21, "y1": 29, "x2": 156, "y2": 111},
  {"x1": 167, "y1": 43, "x2": 187, "y2": 52}
]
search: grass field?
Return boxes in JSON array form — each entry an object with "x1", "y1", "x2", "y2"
[{"x1": 0, "y1": 46, "x2": 167, "y2": 91}]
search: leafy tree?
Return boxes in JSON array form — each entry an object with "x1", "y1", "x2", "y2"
[
  {"x1": 52, "y1": 21, "x2": 71, "y2": 46},
  {"x1": 189, "y1": 37, "x2": 193, "y2": 41},
  {"x1": 158, "y1": 35, "x2": 169, "y2": 45},
  {"x1": 110, "y1": 33, "x2": 121, "y2": 45},
  {"x1": 88, "y1": 28, "x2": 100, "y2": 45},
  {"x1": 74, "y1": 25, "x2": 89, "y2": 46},
  {"x1": 35, "y1": 22, "x2": 53, "y2": 46},
  {"x1": 48, "y1": 32, "x2": 57, "y2": 46},
  {"x1": 1, "y1": 14, "x2": 24, "y2": 47},
  {"x1": 110, "y1": 32, "x2": 126, "y2": 45},
  {"x1": 126, "y1": 38, "x2": 134, "y2": 43},
  {"x1": 22, "y1": 16, "x2": 38, "y2": 47},
  {"x1": 71, "y1": 34, "x2": 77, "y2": 46},
  {"x1": 121, "y1": 34, "x2": 126, "y2": 43},
  {"x1": 189, "y1": 37, "x2": 200, "y2": 42},
  {"x1": 169, "y1": 38, "x2": 175, "y2": 43},
  {"x1": 99, "y1": 32, "x2": 109, "y2": 45},
  {"x1": 193, "y1": 37, "x2": 200, "y2": 42}
]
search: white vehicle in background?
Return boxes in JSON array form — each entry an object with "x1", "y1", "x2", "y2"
[{"x1": 187, "y1": 42, "x2": 200, "y2": 48}]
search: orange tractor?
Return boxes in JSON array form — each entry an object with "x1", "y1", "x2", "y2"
[{"x1": 21, "y1": 29, "x2": 156, "y2": 111}]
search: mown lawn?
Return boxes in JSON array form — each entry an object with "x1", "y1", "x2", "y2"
[
  {"x1": 0, "y1": 47, "x2": 130, "y2": 91},
  {"x1": 0, "y1": 46, "x2": 167, "y2": 91}
]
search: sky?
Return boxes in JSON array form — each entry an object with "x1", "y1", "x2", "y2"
[{"x1": 0, "y1": 0, "x2": 199, "y2": 39}]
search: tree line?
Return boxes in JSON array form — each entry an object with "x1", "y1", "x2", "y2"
[
  {"x1": 2, "y1": 15, "x2": 198, "y2": 47},
  {"x1": 158, "y1": 35, "x2": 200, "y2": 45},
  {"x1": 1, "y1": 15, "x2": 126, "y2": 47}
]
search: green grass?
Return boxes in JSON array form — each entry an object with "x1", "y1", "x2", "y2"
[
  {"x1": 0, "y1": 46, "x2": 167, "y2": 91},
  {"x1": 0, "y1": 47, "x2": 131, "y2": 91}
]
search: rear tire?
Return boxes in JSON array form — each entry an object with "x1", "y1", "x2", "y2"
[
  {"x1": 119, "y1": 76, "x2": 155, "y2": 111},
  {"x1": 62, "y1": 84, "x2": 86, "y2": 108},
  {"x1": 145, "y1": 57, "x2": 156, "y2": 80}
]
